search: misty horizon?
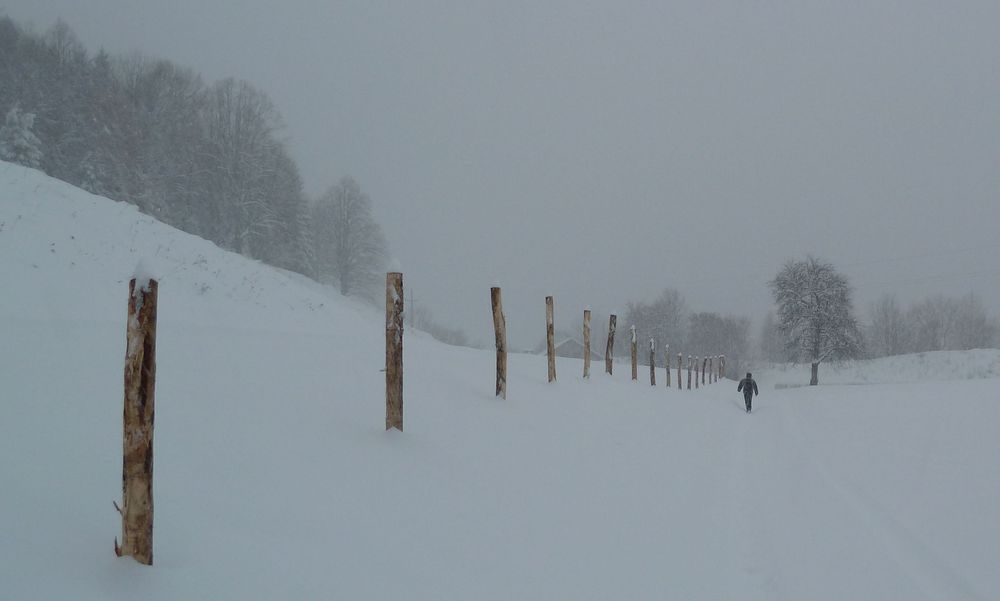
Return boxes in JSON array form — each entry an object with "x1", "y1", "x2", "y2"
[{"x1": 3, "y1": 1, "x2": 999, "y2": 348}]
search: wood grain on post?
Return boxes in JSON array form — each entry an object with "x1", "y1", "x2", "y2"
[
  {"x1": 116, "y1": 277, "x2": 157, "y2": 565},
  {"x1": 385, "y1": 273, "x2": 404, "y2": 431},
  {"x1": 491, "y1": 287, "x2": 507, "y2": 399},
  {"x1": 687, "y1": 355, "x2": 692, "y2": 390},
  {"x1": 583, "y1": 309, "x2": 592, "y2": 379},
  {"x1": 649, "y1": 338, "x2": 656, "y2": 386},
  {"x1": 546, "y1": 296, "x2": 556, "y2": 383},
  {"x1": 605, "y1": 315, "x2": 617, "y2": 375},
  {"x1": 630, "y1": 326, "x2": 637, "y2": 381},
  {"x1": 665, "y1": 345, "x2": 671, "y2": 388}
]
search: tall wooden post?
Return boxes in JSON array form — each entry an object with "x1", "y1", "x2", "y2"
[
  {"x1": 720, "y1": 355, "x2": 726, "y2": 380},
  {"x1": 546, "y1": 296, "x2": 556, "y2": 383},
  {"x1": 702, "y1": 357, "x2": 708, "y2": 385},
  {"x1": 687, "y1": 355, "x2": 692, "y2": 389},
  {"x1": 695, "y1": 356, "x2": 700, "y2": 389},
  {"x1": 605, "y1": 314, "x2": 617, "y2": 375},
  {"x1": 583, "y1": 309, "x2": 592, "y2": 379},
  {"x1": 649, "y1": 338, "x2": 656, "y2": 386},
  {"x1": 677, "y1": 352, "x2": 682, "y2": 388},
  {"x1": 385, "y1": 273, "x2": 404, "y2": 431},
  {"x1": 709, "y1": 356, "x2": 714, "y2": 383},
  {"x1": 630, "y1": 326, "x2": 638, "y2": 381},
  {"x1": 491, "y1": 287, "x2": 507, "y2": 399},
  {"x1": 116, "y1": 277, "x2": 158, "y2": 565},
  {"x1": 665, "y1": 345, "x2": 671, "y2": 388}
]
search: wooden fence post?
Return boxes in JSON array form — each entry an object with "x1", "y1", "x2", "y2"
[
  {"x1": 583, "y1": 309, "x2": 591, "y2": 379},
  {"x1": 720, "y1": 355, "x2": 726, "y2": 380},
  {"x1": 649, "y1": 338, "x2": 656, "y2": 386},
  {"x1": 605, "y1": 315, "x2": 617, "y2": 375},
  {"x1": 630, "y1": 326, "x2": 638, "y2": 381},
  {"x1": 709, "y1": 356, "x2": 714, "y2": 383},
  {"x1": 116, "y1": 277, "x2": 157, "y2": 565},
  {"x1": 386, "y1": 273, "x2": 404, "y2": 431},
  {"x1": 702, "y1": 356, "x2": 708, "y2": 385},
  {"x1": 695, "y1": 356, "x2": 700, "y2": 389},
  {"x1": 677, "y1": 352, "x2": 682, "y2": 389},
  {"x1": 546, "y1": 296, "x2": 556, "y2": 383},
  {"x1": 491, "y1": 287, "x2": 507, "y2": 399},
  {"x1": 687, "y1": 355, "x2": 692, "y2": 390},
  {"x1": 665, "y1": 345, "x2": 671, "y2": 388}
]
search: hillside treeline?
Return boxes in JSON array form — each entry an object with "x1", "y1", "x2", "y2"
[{"x1": 0, "y1": 16, "x2": 385, "y2": 297}]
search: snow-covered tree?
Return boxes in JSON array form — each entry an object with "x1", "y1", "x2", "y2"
[
  {"x1": 311, "y1": 177, "x2": 386, "y2": 299},
  {"x1": 0, "y1": 106, "x2": 43, "y2": 168},
  {"x1": 770, "y1": 256, "x2": 863, "y2": 385}
]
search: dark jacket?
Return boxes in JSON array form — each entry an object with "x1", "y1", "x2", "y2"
[{"x1": 737, "y1": 377, "x2": 758, "y2": 396}]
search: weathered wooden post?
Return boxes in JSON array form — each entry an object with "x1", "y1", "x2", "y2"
[
  {"x1": 116, "y1": 276, "x2": 158, "y2": 565},
  {"x1": 605, "y1": 314, "x2": 617, "y2": 375},
  {"x1": 695, "y1": 355, "x2": 700, "y2": 389},
  {"x1": 583, "y1": 309, "x2": 591, "y2": 379},
  {"x1": 649, "y1": 338, "x2": 656, "y2": 386},
  {"x1": 709, "y1": 356, "x2": 714, "y2": 383},
  {"x1": 491, "y1": 287, "x2": 507, "y2": 399},
  {"x1": 630, "y1": 325, "x2": 638, "y2": 381},
  {"x1": 687, "y1": 355, "x2": 692, "y2": 390},
  {"x1": 677, "y1": 352, "x2": 682, "y2": 388},
  {"x1": 546, "y1": 296, "x2": 556, "y2": 383},
  {"x1": 665, "y1": 345, "x2": 671, "y2": 388},
  {"x1": 702, "y1": 357, "x2": 708, "y2": 385},
  {"x1": 720, "y1": 355, "x2": 726, "y2": 380},
  {"x1": 386, "y1": 273, "x2": 404, "y2": 431}
]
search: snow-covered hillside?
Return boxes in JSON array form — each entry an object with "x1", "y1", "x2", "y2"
[{"x1": 2, "y1": 160, "x2": 998, "y2": 600}]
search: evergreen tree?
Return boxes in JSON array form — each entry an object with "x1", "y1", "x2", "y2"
[{"x1": 0, "y1": 105, "x2": 43, "y2": 168}]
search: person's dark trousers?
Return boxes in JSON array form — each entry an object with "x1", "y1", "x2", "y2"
[{"x1": 744, "y1": 393, "x2": 752, "y2": 413}]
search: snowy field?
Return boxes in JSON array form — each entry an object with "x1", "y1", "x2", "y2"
[
  {"x1": 751, "y1": 350, "x2": 1000, "y2": 388},
  {"x1": 2, "y1": 160, "x2": 998, "y2": 600}
]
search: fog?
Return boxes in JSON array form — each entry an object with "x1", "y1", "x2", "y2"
[{"x1": 5, "y1": 1, "x2": 1000, "y2": 347}]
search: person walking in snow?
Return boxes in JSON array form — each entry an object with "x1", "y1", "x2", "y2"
[{"x1": 737, "y1": 372, "x2": 758, "y2": 413}]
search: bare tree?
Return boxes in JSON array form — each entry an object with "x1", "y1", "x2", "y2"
[
  {"x1": 200, "y1": 78, "x2": 284, "y2": 256},
  {"x1": 311, "y1": 176, "x2": 386, "y2": 299},
  {"x1": 770, "y1": 256, "x2": 863, "y2": 385},
  {"x1": 867, "y1": 294, "x2": 909, "y2": 357},
  {"x1": 907, "y1": 293, "x2": 997, "y2": 352},
  {"x1": 623, "y1": 288, "x2": 688, "y2": 362},
  {"x1": 687, "y1": 312, "x2": 750, "y2": 378}
]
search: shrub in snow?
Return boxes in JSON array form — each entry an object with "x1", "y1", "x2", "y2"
[{"x1": 0, "y1": 106, "x2": 43, "y2": 169}]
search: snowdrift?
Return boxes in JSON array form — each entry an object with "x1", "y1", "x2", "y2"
[{"x1": 2, "y1": 161, "x2": 998, "y2": 600}]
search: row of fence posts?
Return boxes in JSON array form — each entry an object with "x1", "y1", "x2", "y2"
[
  {"x1": 488, "y1": 286, "x2": 725, "y2": 398},
  {"x1": 112, "y1": 273, "x2": 726, "y2": 566}
]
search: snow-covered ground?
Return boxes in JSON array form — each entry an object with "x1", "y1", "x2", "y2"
[
  {"x1": 2, "y1": 160, "x2": 998, "y2": 600},
  {"x1": 751, "y1": 350, "x2": 1000, "y2": 388}
]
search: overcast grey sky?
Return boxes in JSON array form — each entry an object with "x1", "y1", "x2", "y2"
[{"x1": 5, "y1": 1, "x2": 1000, "y2": 347}]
